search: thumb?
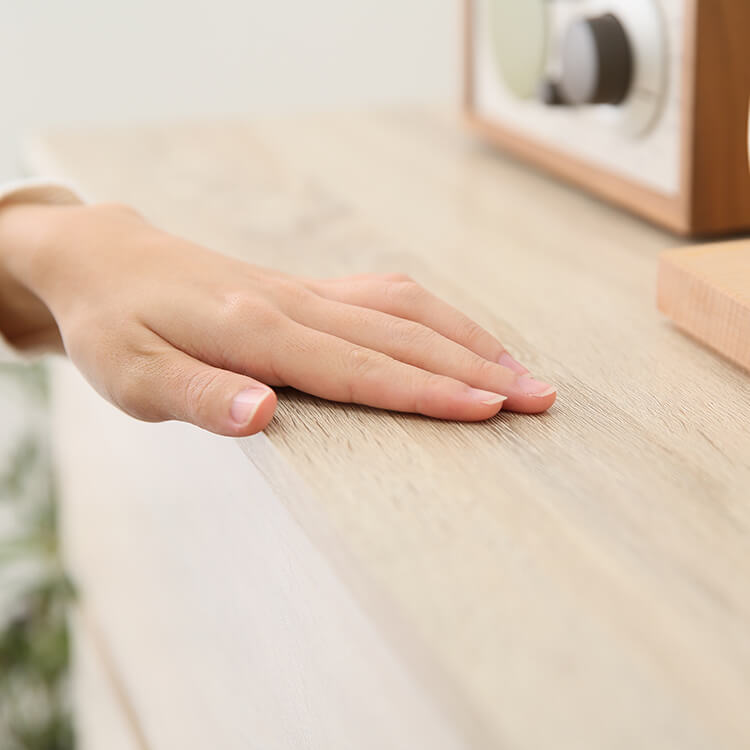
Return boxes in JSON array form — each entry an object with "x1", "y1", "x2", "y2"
[{"x1": 125, "y1": 346, "x2": 278, "y2": 436}]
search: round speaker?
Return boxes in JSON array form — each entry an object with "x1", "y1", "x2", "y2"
[{"x1": 488, "y1": 0, "x2": 549, "y2": 99}]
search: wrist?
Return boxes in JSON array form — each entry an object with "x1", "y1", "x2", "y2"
[
  {"x1": 0, "y1": 202, "x2": 123, "y2": 352},
  {"x1": 0, "y1": 202, "x2": 72, "y2": 351},
  {"x1": 3, "y1": 201, "x2": 147, "y2": 298},
  {"x1": 0, "y1": 201, "x2": 66, "y2": 287}
]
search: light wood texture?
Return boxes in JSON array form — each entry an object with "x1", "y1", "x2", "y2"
[
  {"x1": 51, "y1": 358, "x2": 468, "y2": 750},
  {"x1": 29, "y1": 109, "x2": 750, "y2": 749},
  {"x1": 658, "y1": 240, "x2": 750, "y2": 370},
  {"x1": 71, "y1": 609, "x2": 145, "y2": 750},
  {"x1": 464, "y1": 0, "x2": 750, "y2": 236}
]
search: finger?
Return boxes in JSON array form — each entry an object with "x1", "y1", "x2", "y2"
[
  {"x1": 283, "y1": 295, "x2": 555, "y2": 413},
  {"x1": 268, "y1": 320, "x2": 508, "y2": 421},
  {"x1": 305, "y1": 275, "x2": 530, "y2": 375},
  {"x1": 113, "y1": 337, "x2": 277, "y2": 436}
]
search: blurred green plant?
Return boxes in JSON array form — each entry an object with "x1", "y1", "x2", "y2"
[{"x1": 0, "y1": 363, "x2": 75, "y2": 750}]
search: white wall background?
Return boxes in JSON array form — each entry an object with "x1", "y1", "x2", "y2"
[{"x1": 0, "y1": 0, "x2": 460, "y2": 180}]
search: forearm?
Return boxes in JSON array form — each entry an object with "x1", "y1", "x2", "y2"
[{"x1": 0, "y1": 201, "x2": 64, "y2": 353}]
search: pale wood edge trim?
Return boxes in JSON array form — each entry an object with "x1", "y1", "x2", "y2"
[
  {"x1": 657, "y1": 251, "x2": 750, "y2": 371},
  {"x1": 75, "y1": 606, "x2": 153, "y2": 750},
  {"x1": 465, "y1": 111, "x2": 690, "y2": 235},
  {"x1": 235, "y1": 435, "x2": 499, "y2": 750}
]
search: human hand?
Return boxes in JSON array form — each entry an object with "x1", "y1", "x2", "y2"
[{"x1": 1, "y1": 202, "x2": 556, "y2": 436}]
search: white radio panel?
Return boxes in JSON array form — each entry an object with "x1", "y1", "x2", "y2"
[{"x1": 472, "y1": 0, "x2": 686, "y2": 196}]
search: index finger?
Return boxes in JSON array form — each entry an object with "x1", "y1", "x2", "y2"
[
  {"x1": 268, "y1": 319, "x2": 509, "y2": 422},
  {"x1": 306, "y1": 275, "x2": 530, "y2": 375}
]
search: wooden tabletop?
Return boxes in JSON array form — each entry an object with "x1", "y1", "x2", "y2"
[{"x1": 29, "y1": 109, "x2": 750, "y2": 749}]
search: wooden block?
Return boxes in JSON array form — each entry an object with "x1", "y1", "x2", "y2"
[{"x1": 658, "y1": 240, "x2": 750, "y2": 371}]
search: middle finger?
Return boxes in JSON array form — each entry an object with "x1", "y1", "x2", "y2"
[{"x1": 286, "y1": 294, "x2": 556, "y2": 413}]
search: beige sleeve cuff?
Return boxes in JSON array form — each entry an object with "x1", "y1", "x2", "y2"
[
  {"x1": 0, "y1": 179, "x2": 85, "y2": 362},
  {"x1": 0, "y1": 178, "x2": 84, "y2": 210}
]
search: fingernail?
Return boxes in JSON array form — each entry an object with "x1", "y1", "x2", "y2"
[
  {"x1": 498, "y1": 351, "x2": 528, "y2": 375},
  {"x1": 230, "y1": 387, "x2": 269, "y2": 425},
  {"x1": 469, "y1": 388, "x2": 508, "y2": 406},
  {"x1": 517, "y1": 375, "x2": 556, "y2": 397}
]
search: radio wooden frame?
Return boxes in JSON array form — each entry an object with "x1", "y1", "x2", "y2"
[{"x1": 463, "y1": 0, "x2": 750, "y2": 236}]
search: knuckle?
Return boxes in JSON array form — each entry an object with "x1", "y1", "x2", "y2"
[
  {"x1": 421, "y1": 370, "x2": 447, "y2": 392},
  {"x1": 380, "y1": 272, "x2": 414, "y2": 283},
  {"x1": 345, "y1": 346, "x2": 383, "y2": 377},
  {"x1": 107, "y1": 338, "x2": 168, "y2": 420},
  {"x1": 342, "y1": 346, "x2": 389, "y2": 403},
  {"x1": 182, "y1": 367, "x2": 221, "y2": 418},
  {"x1": 111, "y1": 355, "x2": 155, "y2": 416},
  {"x1": 387, "y1": 279, "x2": 423, "y2": 305},
  {"x1": 390, "y1": 318, "x2": 434, "y2": 351},
  {"x1": 474, "y1": 355, "x2": 501, "y2": 381},
  {"x1": 413, "y1": 371, "x2": 449, "y2": 412},
  {"x1": 456, "y1": 317, "x2": 487, "y2": 347},
  {"x1": 217, "y1": 291, "x2": 283, "y2": 330},
  {"x1": 272, "y1": 278, "x2": 315, "y2": 309},
  {"x1": 93, "y1": 201, "x2": 143, "y2": 220}
]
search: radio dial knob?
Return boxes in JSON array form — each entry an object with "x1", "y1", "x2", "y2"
[{"x1": 557, "y1": 13, "x2": 634, "y2": 106}]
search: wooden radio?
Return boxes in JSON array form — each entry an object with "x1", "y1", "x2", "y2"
[{"x1": 464, "y1": 0, "x2": 750, "y2": 236}]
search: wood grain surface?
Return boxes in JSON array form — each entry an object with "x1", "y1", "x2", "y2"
[
  {"x1": 51, "y1": 359, "x2": 468, "y2": 750},
  {"x1": 71, "y1": 610, "x2": 145, "y2": 750},
  {"x1": 28, "y1": 109, "x2": 750, "y2": 749}
]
